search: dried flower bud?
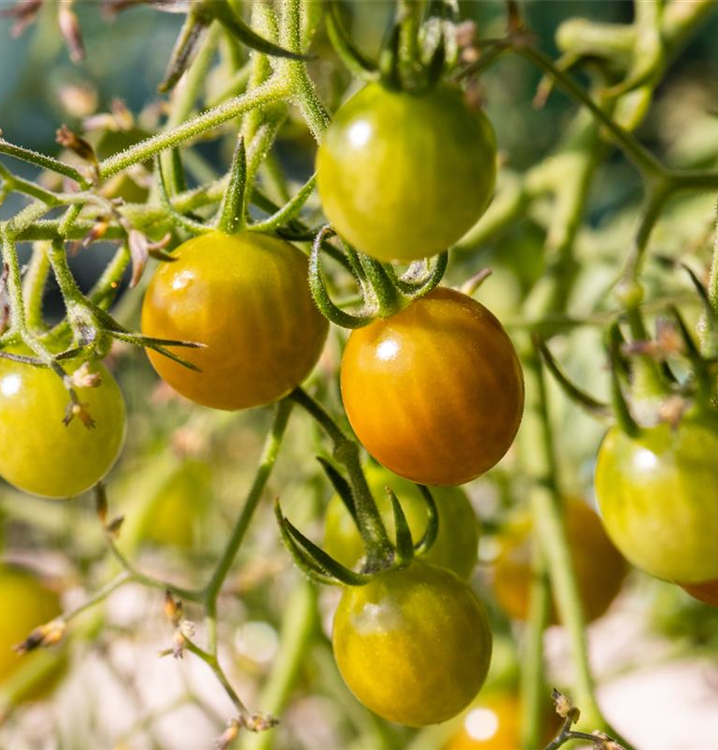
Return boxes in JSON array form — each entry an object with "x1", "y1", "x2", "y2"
[
  {"x1": 244, "y1": 713, "x2": 279, "y2": 733},
  {"x1": 1, "y1": 0, "x2": 43, "y2": 38},
  {"x1": 63, "y1": 400, "x2": 96, "y2": 429},
  {"x1": 57, "y1": 83, "x2": 98, "y2": 118},
  {"x1": 164, "y1": 590, "x2": 183, "y2": 625},
  {"x1": 551, "y1": 688, "x2": 573, "y2": 719},
  {"x1": 111, "y1": 99, "x2": 134, "y2": 131},
  {"x1": 105, "y1": 515, "x2": 125, "y2": 537},
  {"x1": 70, "y1": 362, "x2": 102, "y2": 389},
  {"x1": 658, "y1": 395, "x2": 688, "y2": 430},
  {"x1": 56, "y1": 124, "x2": 97, "y2": 165},
  {"x1": 172, "y1": 628, "x2": 185, "y2": 659},
  {"x1": 14, "y1": 619, "x2": 66, "y2": 654},
  {"x1": 215, "y1": 719, "x2": 240, "y2": 750},
  {"x1": 58, "y1": 1, "x2": 85, "y2": 63}
]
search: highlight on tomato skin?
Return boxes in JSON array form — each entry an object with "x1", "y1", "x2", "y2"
[
  {"x1": 332, "y1": 560, "x2": 493, "y2": 727},
  {"x1": 442, "y1": 693, "x2": 562, "y2": 750},
  {"x1": 492, "y1": 500, "x2": 626, "y2": 624},
  {"x1": 0, "y1": 355, "x2": 127, "y2": 499},
  {"x1": 316, "y1": 82, "x2": 497, "y2": 263},
  {"x1": 324, "y1": 464, "x2": 480, "y2": 579},
  {"x1": 141, "y1": 230, "x2": 329, "y2": 411},
  {"x1": 340, "y1": 286, "x2": 524, "y2": 487},
  {"x1": 594, "y1": 410, "x2": 718, "y2": 585}
]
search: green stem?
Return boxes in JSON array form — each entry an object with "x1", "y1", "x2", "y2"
[
  {"x1": 0, "y1": 139, "x2": 89, "y2": 187},
  {"x1": 98, "y1": 80, "x2": 286, "y2": 179},
  {"x1": 289, "y1": 388, "x2": 394, "y2": 571},
  {"x1": 23, "y1": 242, "x2": 51, "y2": 332},
  {"x1": 185, "y1": 639, "x2": 250, "y2": 718},
  {"x1": 203, "y1": 399, "x2": 294, "y2": 617},
  {"x1": 241, "y1": 578, "x2": 318, "y2": 750},
  {"x1": 520, "y1": 543, "x2": 552, "y2": 750}
]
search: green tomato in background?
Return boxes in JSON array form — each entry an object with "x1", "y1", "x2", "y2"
[
  {"x1": 316, "y1": 83, "x2": 497, "y2": 262},
  {"x1": 0, "y1": 354, "x2": 126, "y2": 499},
  {"x1": 324, "y1": 465, "x2": 480, "y2": 579},
  {"x1": 595, "y1": 409, "x2": 718, "y2": 584},
  {"x1": 0, "y1": 565, "x2": 65, "y2": 703},
  {"x1": 142, "y1": 459, "x2": 213, "y2": 549}
]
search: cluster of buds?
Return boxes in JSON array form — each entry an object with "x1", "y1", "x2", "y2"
[
  {"x1": 1, "y1": 0, "x2": 84, "y2": 62},
  {"x1": 215, "y1": 714, "x2": 279, "y2": 750},
  {"x1": 163, "y1": 590, "x2": 194, "y2": 660}
]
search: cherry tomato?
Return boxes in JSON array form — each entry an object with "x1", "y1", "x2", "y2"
[
  {"x1": 0, "y1": 565, "x2": 63, "y2": 700},
  {"x1": 324, "y1": 464, "x2": 479, "y2": 579},
  {"x1": 595, "y1": 409, "x2": 718, "y2": 583},
  {"x1": 340, "y1": 287, "x2": 524, "y2": 486},
  {"x1": 679, "y1": 578, "x2": 718, "y2": 607},
  {"x1": 141, "y1": 231, "x2": 329, "y2": 410},
  {"x1": 0, "y1": 355, "x2": 126, "y2": 498},
  {"x1": 332, "y1": 560, "x2": 492, "y2": 726},
  {"x1": 443, "y1": 693, "x2": 561, "y2": 750},
  {"x1": 143, "y1": 459, "x2": 213, "y2": 549},
  {"x1": 316, "y1": 82, "x2": 497, "y2": 262},
  {"x1": 492, "y1": 500, "x2": 626, "y2": 623}
]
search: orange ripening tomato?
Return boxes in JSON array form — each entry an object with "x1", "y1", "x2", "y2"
[
  {"x1": 679, "y1": 578, "x2": 718, "y2": 607},
  {"x1": 340, "y1": 287, "x2": 524, "y2": 486},
  {"x1": 492, "y1": 500, "x2": 626, "y2": 623},
  {"x1": 443, "y1": 693, "x2": 562, "y2": 750},
  {"x1": 141, "y1": 231, "x2": 328, "y2": 410}
]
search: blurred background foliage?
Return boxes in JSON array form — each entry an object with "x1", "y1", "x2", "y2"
[{"x1": 1, "y1": 2, "x2": 718, "y2": 749}]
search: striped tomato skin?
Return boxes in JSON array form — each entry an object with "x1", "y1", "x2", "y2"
[
  {"x1": 340, "y1": 287, "x2": 524, "y2": 486},
  {"x1": 142, "y1": 231, "x2": 328, "y2": 410}
]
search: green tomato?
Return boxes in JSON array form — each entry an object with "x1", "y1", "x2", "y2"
[
  {"x1": 332, "y1": 560, "x2": 492, "y2": 726},
  {"x1": 0, "y1": 566, "x2": 63, "y2": 698},
  {"x1": 142, "y1": 460, "x2": 213, "y2": 549},
  {"x1": 0, "y1": 355, "x2": 126, "y2": 498},
  {"x1": 324, "y1": 465, "x2": 479, "y2": 579},
  {"x1": 316, "y1": 83, "x2": 497, "y2": 262},
  {"x1": 595, "y1": 410, "x2": 718, "y2": 583}
]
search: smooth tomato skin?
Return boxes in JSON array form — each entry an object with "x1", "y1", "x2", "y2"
[
  {"x1": 332, "y1": 560, "x2": 492, "y2": 726},
  {"x1": 141, "y1": 231, "x2": 328, "y2": 410},
  {"x1": 0, "y1": 357, "x2": 126, "y2": 498},
  {"x1": 324, "y1": 465, "x2": 479, "y2": 579},
  {"x1": 492, "y1": 501, "x2": 626, "y2": 623},
  {"x1": 316, "y1": 83, "x2": 497, "y2": 262},
  {"x1": 595, "y1": 411, "x2": 718, "y2": 583},
  {"x1": 679, "y1": 578, "x2": 718, "y2": 607},
  {"x1": 340, "y1": 287, "x2": 524, "y2": 486},
  {"x1": 0, "y1": 566, "x2": 63, "y2": 692}
]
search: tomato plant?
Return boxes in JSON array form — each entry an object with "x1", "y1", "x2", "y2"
[
  {"x1": 324, "y1": 464, "x2": 480, "y2": 579},
  {"x1": 0, "y1": 355, "x2": 126, "y2": 498},
  {"x1": 0, "y1": 566, "x2": 63, "y2": 700},
  {"x1": 595, "y1": 410, "x2": 718, "y2": 584},
  {"x1": 492, "y1": 500, "x2": 626, "y2": 623},
  {"x1": 141, "y1": 231, "x2": 329, "y2": 410},
  {"x1": 332, "y1": 560, "x2": 492, "y2": 726},
  {"x1": 340, "y1": 287, "x2": 524, "y2": 486},
  {"x1": 316, "y1": 82, "x2": 497, "y2": 263}
]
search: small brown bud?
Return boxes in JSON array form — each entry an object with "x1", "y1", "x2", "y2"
[
  {"x1": 658, "y1": 395, "x2": 688, "y2": 430},
  {"x1": 58, "y1": 1, "x2": 85, "y2": 63},
  {"x1": 244, "y1": 713, "x2": 279, "y2": 733},
  {"x1": 551, "y1": 688, "x2": 573, "y2": 719},
  {"x1": 163, "y1": 590, "x2": 183, "y2": 625},
  {"x1": 63, "y1": 400, "x2": 96, "y2": 429},
  {"x1": 14, "y1": 619, "x2": 66, "y2": 654},
  {"x1": 215, "y1": 719, "x2": 240, "y2": 750},
  {"x1": 56, "y1": 125, "x2": 96, "y2": 165}
]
